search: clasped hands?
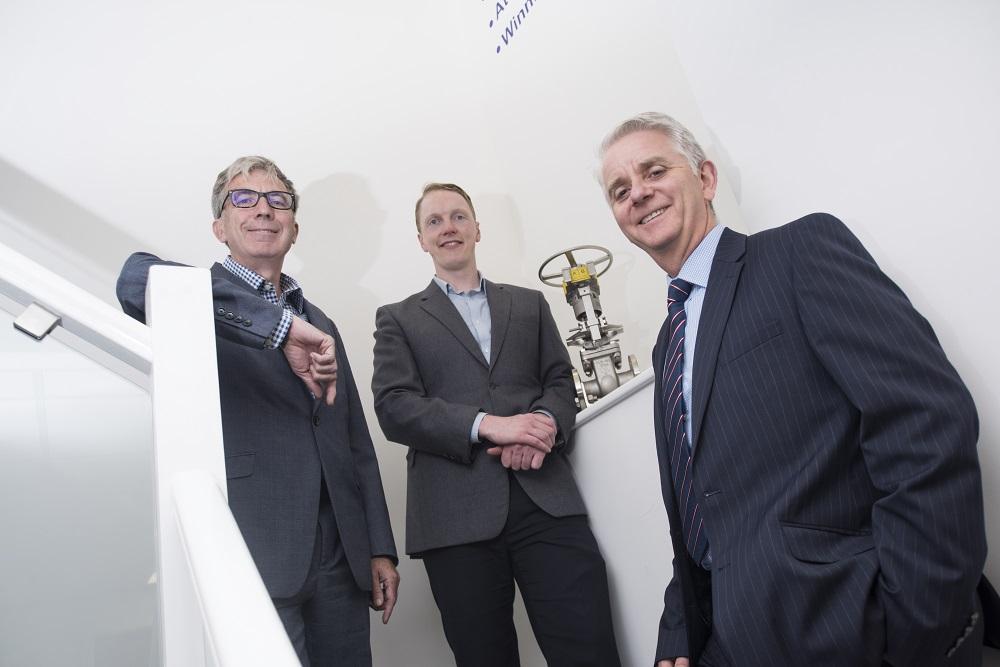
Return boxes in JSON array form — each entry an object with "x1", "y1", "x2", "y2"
[
  {"x1": 283, "y1": 316, "x2": 338, "y2": 405},
  {"x1": 479, "y1": 413, "x2": 556, "y2": 470}
]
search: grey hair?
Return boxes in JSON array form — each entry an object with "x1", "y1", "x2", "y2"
[
  {"x1": 599, "y1": 112, "x2": 707, "y2": 176},
  {"x1": 211, "y1": 156, "x2": 297, "y2": 219}
]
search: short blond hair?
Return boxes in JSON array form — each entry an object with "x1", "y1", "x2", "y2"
[{"x1": 414, "y1": 182, "x2": 476, "y2": 232}]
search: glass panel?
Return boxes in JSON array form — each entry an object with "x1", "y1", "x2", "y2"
[{"x1": 0, "y1": 308, "x2": 158, "y2": 666}]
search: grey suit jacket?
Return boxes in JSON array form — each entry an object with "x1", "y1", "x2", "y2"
[
  {"x1": 651, "y1": 215, "x2": 986, "y2": 666},
  {"x1": 117, "y1": 253, "x2": 397, "y2": 599},
  {"x1": 371, "y1": 280, "x2": 584, "y2": 555}
]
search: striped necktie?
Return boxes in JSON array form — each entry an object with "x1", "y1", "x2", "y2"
[{"x1": 663, "y1": 278, "x2": 710, "y2": 567}]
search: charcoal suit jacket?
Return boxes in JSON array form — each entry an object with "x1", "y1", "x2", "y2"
[
  {"x1": 652, "y1": 214, "x2": 987, "y2": 666},
  {"x1": 371, "y1": 279, "x2": 584, "y2": 555},
  {"x1": 117, "y1": 253, "x2": 397, "y2": 599}
]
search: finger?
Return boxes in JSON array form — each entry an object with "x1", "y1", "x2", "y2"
[
  {"x1": 486, "y1": 446, "x2": 503, "y2": 456},
  {"x1": 301, "y1": 376, "x2": 323, "y2": 399},
  {"x1": 512, "y1": 448, "x2": 526, "y2": 471},
  {"x1": 310, "y1": 352, "x2": 337, "y2": 372},
  {"x1": 530, "y1": 451, "x2": 544, "y2": 469},
  {"x1": 310, "y1": 353, "x2": 337, "y2": 376},
  {"x1": 313, "y1": 372, "x2": 337, "y2": 387},
  {"x1": 322, "y1": 382, "x2": 337, "y2": 406},
  {"x1": 501, "y1": 447, "x2": 514, "y2": 468},
  {"x1": 523, "y1": 434, "x2": 551, "y2": 453},
  {"x1": 370, "y1": 572, "x2": 384, "y2": 610},
  {"x1": 321, "y1": 333, "x2": 336, "y2": 357},
  {"x1": 529, "y1": 427, "x2": 554, "y2": 451},
  {"x1": 312, "y1": 367, "x2": 337, "y2": 384},
  {"x1": 382, "y1": 580, "x2": 397, "y2": 624}
]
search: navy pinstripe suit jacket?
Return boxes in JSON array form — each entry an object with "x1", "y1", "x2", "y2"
[{"x1": 652, "y1": 214, "x2": 986, "y2": 666}]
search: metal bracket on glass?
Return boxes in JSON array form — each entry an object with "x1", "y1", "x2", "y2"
[{"x1": 14, "y1": 302, "x2": 61, "y2": 340}]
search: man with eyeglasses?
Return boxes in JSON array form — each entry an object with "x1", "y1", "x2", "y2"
[{"x1": 117, "y1": 156, "x2": 398, "y2": 666}]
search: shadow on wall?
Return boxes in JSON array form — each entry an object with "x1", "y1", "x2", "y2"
[
  {"x1": 293, "y1": 173, "x2": 385, "y2": 361},
  {"x1": 0, "y1": 156, "x2": 146, "y2": 279},
  {"x1": 472, "y1": 192, "x2": 527, "y2": 286}
]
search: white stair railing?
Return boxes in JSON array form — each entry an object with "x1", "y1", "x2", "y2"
[
  {"x1": 0, "y1": 242, "x2": 295, "y2": 666},
  {"x1": 173, "y1": 470, "x2": 299, "y2": 666}
]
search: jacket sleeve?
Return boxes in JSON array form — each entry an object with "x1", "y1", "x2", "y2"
[
  {"x1": 655, "y1": 564, "x2": 689, "y2": 664},
  {"x1": 331, "y1": 320, "x2": 397, "y2": 562},
  {"x1": 116, "y1": 252, "x2": 285, "y2": 348},
  {"x1": 527, "y1": 291, "x2": 578, "y2": 451},
  {"x1": 371, "y1": 304, "x2": 482, "y2": 464},
  {"x1": 790, "y1": 214, "x2": 985, "y2": 665}
]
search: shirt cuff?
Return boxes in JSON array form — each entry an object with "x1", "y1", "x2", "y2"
[
  {"x1": 532, "y1": 409, "x2": 555, "y2": 427},
  {"x1": 265, "y1": 309, "x2": 294, "y2": 349},
  {"x1": 471, "y1": 411, "x2": 487, "y2": 444}
]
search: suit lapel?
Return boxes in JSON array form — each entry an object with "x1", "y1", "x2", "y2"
[
  {"x1": 485, "y1": 280, "x2": 511, "y2": 370},
  {"x1": 418, "y1": 281, "x2": 489, "y2": 368},
  {"x1": 690, "y1": 228, "x2": 746, "y2": 453},
  {"x1": 301, "y1": 300, "x2": 331, "y2": 334}
]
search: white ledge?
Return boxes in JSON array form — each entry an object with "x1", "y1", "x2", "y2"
[{"x1": 574, "y1": 366, "x2": 654, "y2": 429}]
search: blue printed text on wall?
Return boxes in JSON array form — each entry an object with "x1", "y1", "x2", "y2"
[{"x1": 486, "y1": 0, "x2": 538, "y2": 54}]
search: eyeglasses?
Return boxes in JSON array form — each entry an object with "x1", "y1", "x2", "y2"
[{"x1": 226, "y1": 189, "x2": 297, "y2": 211}]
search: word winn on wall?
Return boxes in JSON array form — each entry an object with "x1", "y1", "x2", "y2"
[{"x1": 485, "y1": 0, "x2": 539, "y2": 54}]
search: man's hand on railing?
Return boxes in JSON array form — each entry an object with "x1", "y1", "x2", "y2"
[
  {"x1": 284, "y1": 317, "x2": 338, "y2": 405},
  {"x1": 370, "y1": 556, "x2": 400, "y2": 624}
]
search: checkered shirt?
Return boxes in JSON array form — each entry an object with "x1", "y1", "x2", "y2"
[{"x1": 222, "y1": 256, "x2": 308, "y2": 349}]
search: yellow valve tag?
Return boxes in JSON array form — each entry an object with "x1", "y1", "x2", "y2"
[{"x1": 569, "y1": 266, "x2": 591, "y2": 282}]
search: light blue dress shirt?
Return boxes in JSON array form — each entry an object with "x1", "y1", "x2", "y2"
[
  {"x1": 433, "y1": 274, "x2": 491, "y2": 361},
  {"x1": 432, "y1": 275, "x2": 492, "y2": 443},
  {"x1": 669, "y1": 224, "x2": 725, "y2": 448}
]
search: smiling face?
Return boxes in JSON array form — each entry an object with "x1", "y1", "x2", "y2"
[
  {"x1": 417, "y1": 189, "x2": 481, "y2": 276},
  {"x1": 601, "y1": 129, "x2": 718, "y2": 275},
  {"x1": 212, "y1": 169, "x2": 298, "y2": 276}
]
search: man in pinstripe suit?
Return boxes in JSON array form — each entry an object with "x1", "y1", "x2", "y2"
[{"x1": 599, "y1": 113, "x2": 989, "y2": 666}]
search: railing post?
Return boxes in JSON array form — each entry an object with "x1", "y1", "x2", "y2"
[{"x1": 146, "y1": 266, "x2": 227, "y2": 667}]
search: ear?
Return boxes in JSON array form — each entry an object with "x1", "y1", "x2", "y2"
[
  {"x1": 212, "y1": 218, "x2": 227, "y2": 244},
  {"x1": 418, "y1": 232, "x2": 430, "y2": 253},
  {"x1": 699, "y1": 159, "x2": 719, "y2": 203},
  {"x1": 291, "y1": 222, "x2": 299, "y2": 244},
  {"x1": 475, "y1": 221, "x2": 481, "y2": 242}
]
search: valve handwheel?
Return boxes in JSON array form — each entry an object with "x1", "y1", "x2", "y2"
[{"x1": 537, "y1": 245, "x2": 613, "y2": 287}]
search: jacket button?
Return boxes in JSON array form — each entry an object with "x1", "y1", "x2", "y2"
[
  {"x1": 235, "y1": 316, "x2": 243, "y2": 323},
  {"x1": 243, "y1": 319, "x2": 252, "y2": 327},
  {"x1": 225, "y1": 312, "x2": 235, "y2": 320},
  {"x1": 217, "y1": 308, "x2": 225, "y2": 315},
  {"x1": 313, "y1": 415, "x2": 320, "y2": 427}
]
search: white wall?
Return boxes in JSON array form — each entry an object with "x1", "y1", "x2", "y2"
[{"x1": 2, "y1": 0, "x2": 997, "y2": 664}]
